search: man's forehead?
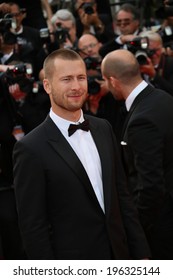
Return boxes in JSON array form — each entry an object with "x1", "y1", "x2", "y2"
[
  {"x1": 79, "y1": 38, "x2": 97, "y2": 45},
  {"x1": 117, "y1": 10, "x2": 134, "y2": 19},
  {"x1": 55, "y1": 19, "x2": 72, "y2": 26},
  {"x1": 54, "y1": 58, "x2": 85, "y2": 66}
]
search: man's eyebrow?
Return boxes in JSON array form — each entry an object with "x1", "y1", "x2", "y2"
[{"x1": 60, "y1": 74, "x2": 87, "y2": 78}]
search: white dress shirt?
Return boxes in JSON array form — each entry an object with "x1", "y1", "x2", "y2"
[
  {"x1": 125, "y1": 80, "x2": 148, "y2": 111},
  {"x1": 49, "y1": 109, "x2": 105, "y2": 212}
]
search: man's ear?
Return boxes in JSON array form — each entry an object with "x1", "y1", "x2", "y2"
[
  {"x1": 43, "y1": 79, "x2": 51, "y2": 95},
  {"x1": 98, "y1": 42, "x2": 102, "y2": 49},
  {"x1": 109, "y1": 76, "x2": 118, "y2": 88}
]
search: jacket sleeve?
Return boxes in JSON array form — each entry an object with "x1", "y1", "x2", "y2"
[{"x1": 13, "y1": 140, "x2": 54, "y2": 259}]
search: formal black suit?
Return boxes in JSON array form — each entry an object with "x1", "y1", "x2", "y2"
[
  {"x1": 13, "y1": 114, "x2": 150, "y2": 260},
  {"x1": 121, "y1": 84, "x2": 173, "y2": 259}
]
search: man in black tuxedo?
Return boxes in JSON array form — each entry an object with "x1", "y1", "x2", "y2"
[
  {"x1": 101, "y1": 49, "x2": 173, "y2": 260},
  {"x1": 13, "y1": 48, "x2": 150, "y2": 260}
]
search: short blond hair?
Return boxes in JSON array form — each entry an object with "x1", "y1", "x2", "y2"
[{"x1": 43, "y1": 49, "x2": 84, "y2": 79}]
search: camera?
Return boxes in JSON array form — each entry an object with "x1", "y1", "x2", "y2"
[
  {"x1": 80, "y1": 2, "x2": 94, "y2": 15},
  {"x1": 40, "y1": 23, "x2": 70, "y2": 45},
  {"x1": 84, "y1": 56, "x2": 101, "y2": 70},
  {"x1": 0, "y1": 13, "x2": 16, "y2": 33},
  {"x1": 126, "y1": 37, "x2": 155, "y2": 65},
  {"x1": 83, "y1": 56, "x2": 102, "y2": 94},
  {"x1": 0, "y1": 13, "x2": 17, "y2": 46},
  {"x1": 6, "y1": 63, "x2": 33, "y2": 76},
  {"x1": 55, "y1": 22, "x2": 70, "y2": 44},
  {"x1": 87, "y1": 75, "x2": 102, "y2": 95},
  {"x1": 9, "y1": 64, "x2": 28, "y2": 75},
  {"x1": 4, "y1": 63, "x2": 35, "y2": 94},
  {"x1": 39, "y1": 28, "x2": 50, "y2": 41},
  {"x1": 5, "y1": 64, "x2": 44, "y2": 95}
]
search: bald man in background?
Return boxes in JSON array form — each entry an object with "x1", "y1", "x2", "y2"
[{"x1": 101, "y1": 49, "x2": 173, "y2": 260}]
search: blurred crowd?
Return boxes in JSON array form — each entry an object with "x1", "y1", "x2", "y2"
[{"x1": 1, "y1": 0, "x2": 173, "y2": 259}]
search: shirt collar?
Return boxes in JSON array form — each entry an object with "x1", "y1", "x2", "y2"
[
  {"x1": 49, "y1": 108, "x2": 84, "y2": 133},
  {"x1": 125, "y1": 80, "x2": 148, "y2": 111}
]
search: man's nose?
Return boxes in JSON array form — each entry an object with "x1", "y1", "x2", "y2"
[{"x1": 71, "y1": 78, "x2": 81, "y2": 89}]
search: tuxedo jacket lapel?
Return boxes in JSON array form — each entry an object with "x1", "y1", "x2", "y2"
[
  {"x1": 121, "y1": 85, "x2": 155, "y2": 138},
  {"x1": 44, "y1": 116, "x2": 105, "y2": 215},
  {"x1": 88, "y1": 118, "x2": 113, "y2": 216}
]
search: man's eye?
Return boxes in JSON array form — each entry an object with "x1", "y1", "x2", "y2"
[
  {"x1": 63, "y1": 78, "x2": 70, "y2": 81},
  {"x1": 78, "y1": 76, "x2": 86, "y2": 80}
]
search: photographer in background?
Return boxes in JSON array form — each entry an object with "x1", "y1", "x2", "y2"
[
  {"x1": 78, "y1": 32, "x2": 101, "y2": 57},
  {"x1": 51, "y1": 9, "x2": 78, "y2": 50},
  {"x1": 138, "y1": 30, "x2": 173, "y2": 96},
  {"x1": 0, "y1": 0, "x2": 53, "y2": 30},
  {"x1": 0, "y1": 31, "x2": 21, "y2": 65},
  {"x1": 6, "y1": 2, "x2": 43, "y2": 80},
  {"x1": 75, "y1": 0, "x2": 114, "y2": 44},
  {"x1": 99, "y1": 3, "x2": 142, "y2": 58}
]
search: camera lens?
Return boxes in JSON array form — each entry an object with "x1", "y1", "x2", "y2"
[
  {"x1": 82, "y1": 3, "x2": 94, "y2": 15},
  {"x1": 87, "y1": 75, "x2": 101, "y2": 95},
  {"x1": 135, "y1": 51, "x2": 148, "y2": 65}
]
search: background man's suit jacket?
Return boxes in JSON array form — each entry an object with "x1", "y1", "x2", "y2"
[
  {"x1": 121, "y1": 85, "x2": 173, "y2": 233},
  {"x1": 13, "y1": 114, "x2": 150, "y2": 260}
]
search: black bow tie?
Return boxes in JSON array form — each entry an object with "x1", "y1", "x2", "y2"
[{"x1": 68, "y1": 119, "x2": 90, "y2": 136}]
